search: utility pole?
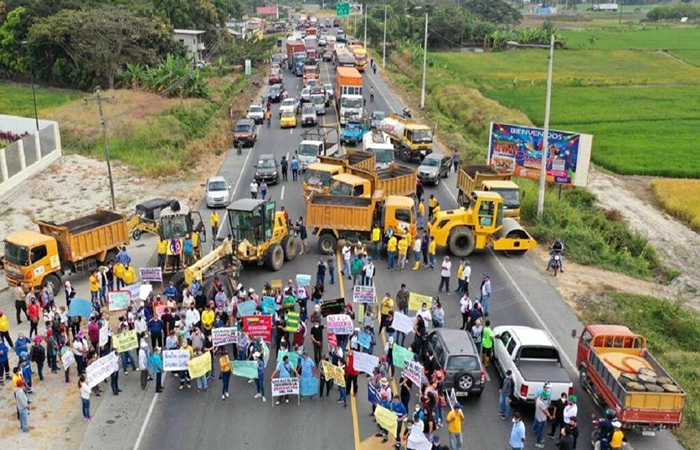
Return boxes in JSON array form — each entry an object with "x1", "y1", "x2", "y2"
[
  {"x1": 382, "y1": 5, "x2": 387, "y2": 68},
  {"x1": 363, "y1": 4, "x2": 367, "y2": 48},
  {"x1": 420, "y1": 12, "x2": 428, "y2": 109},
  {"x1": 85, "y1": 87, "x2": 117, "y2": 211},
  {"x1": 537, "y1": 34, "x2": 555, "y2": 219}
]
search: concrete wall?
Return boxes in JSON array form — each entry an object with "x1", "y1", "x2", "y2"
[{"x1": 0, "y1": 114, "x2": 62, "y2": 195}]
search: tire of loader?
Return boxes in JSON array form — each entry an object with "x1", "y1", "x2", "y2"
[
  {"x1": 282, "y1": 235, "x2": 298, "y2": 261},
  {"x1": 265, "y1": 244, "x2": 284, "y2": 271},
  {"x1": 447, "y1": 226, "x2": 475, "y2": 257},
  {"x1": 318, "y1": 233, "x2": 338, "y2": 255},
  {"x1": 170, "y1": 271, "x2": 186, "y2": 298}
]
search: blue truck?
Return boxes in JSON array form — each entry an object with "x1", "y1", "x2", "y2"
[{"x1": 339, "y1": 121, "x2": 370, "y2": 146}]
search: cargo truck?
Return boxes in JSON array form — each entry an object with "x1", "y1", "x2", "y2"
[
  {"x1": 302, "y1": 163, "x2": 346, "y2": 198},
  {"x1": 335, "y1": 47, "x2": 356, "y2": 68},
  {"x1": 298, "y1": 126, "x2": 341, "y2": 169},
  {"x1": 575, "y1": 325, "x2": 685, "y2": 433},
  {"x1": 286, "y1": 41, "x2": 305, "y2": 70},
  {"x1": 457, "y1": 165, "x2": 522, "y2": 222},
  {"x1": 306, "y1": 191, "x2": 416, "y2": 254},
  {"x1": 329, "y1": 165, "x2": 417, "y2": 198},
  {"x1": 292, "y1": 52, "x2": 307, "y2": 76},
  {"x1": 380, "y1": 114, "x2": 432, "y2": 162},
  {"x1": 319, "y1": 150, "x2": 376, "y2": 173},
  {"x1": 363, "y1": 130, "x2": 394, "y2": 170},
  {"x1": 3, "y1": 210, "x2": 129, "y2": 294},
  {"x1": 352, "y1": 47, "x2": 368, "y2": 72},
  {"x1": 335, "y1": 66, "x2": 363, "y2": 125}
]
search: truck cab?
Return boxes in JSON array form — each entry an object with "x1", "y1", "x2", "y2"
[
  {"x1": 302, "y1": 163, "x2": 345, "y2": 197},
  {"x1": 330, "y1": 173, "x2": 372, "y2": 198},
  {"x1": 339, "y1": 96, "x2": 363, "y2": 125},
  {"x1": 160, "y1": 204, "x2": 206, "y2": 273},
  {"x1": 380, "y1": 114, "x2": 433, "y2": 161},
  {"x1": 4, "y1": 232, "x2": 60, "y2": 294}
]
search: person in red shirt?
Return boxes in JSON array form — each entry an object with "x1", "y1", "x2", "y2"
[
  {"x1": 345, "y1": 349, "x2": 359, "y2": 397},
  {"x1": 27, "y1": 298, "x2": 41, "y2": 339}
]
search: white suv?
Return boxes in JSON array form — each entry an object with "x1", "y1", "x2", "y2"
[{"x1": 247, "y1": 104, "x2": 265, "y2": 124}]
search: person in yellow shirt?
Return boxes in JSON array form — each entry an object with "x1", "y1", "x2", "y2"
[
  {"x1": 428, "y1": 195, "x2": 438, "y2": 219},
  {"x1": 433, "y1": 204, "x2": 441, "y2": 216},
  {"x1": 371, "y1": 224, "x2": 382, "y2": 260},
  {"x1": 210, "y1": 212, "x2": 220, "y2": 240},
  {"x1": 447, "y1": 403, "x2": 465, "y2": 448},
  {"x1": 386, "y1": 234, "x2": 398, "y2": 271},
  {"x1": 114, "y1": 263, "x2": 125, "y2": 289},
  {"x1": 219, "y1": 348, "x2": 232, "y2": 400},
  {"x1": 89, "y1": 270, "x2": 100, "y2": 304},
  {"x1": 397, "y1": 236, "x2": 409, "y2": 271},
  {"x1": 157, "y1": 239, "x2": 168, "y2": 269},
  {"x1": 379, "y1": 294, "x2": 394, "y2": 335},
  {"x1": 428, "y1": 235, "x2": 437, "y2": 269},
  {"x1": 201, "y1": 305, "x2": 215, "y2": 335},
  {"x1": 610, "y1": 421, "x2": 626, "y2": 449},
  {"x1": 122, "y1": 265, "x2": 137, "y2": 285},
  {"x1": 417, "y1": 201, "x2": 426, "y2": 230},
  {"x1": 0, "y1": 310, "x2": 12, "y2": 347}
]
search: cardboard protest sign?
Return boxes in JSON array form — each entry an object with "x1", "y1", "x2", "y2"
[
  {"x1": 163, "y1": 350, "x2": 190, "y2": 371},
  {"x1": 232, "y1": 360, "x2": 258, "y2": 379},
  {"x1": 238, "y1": 300, "x2": 257, "y2": 317},
  {"x1": 277, "y1": 351, "x2": 299, "y2": 368},
  {"x1": 187, "y1": 351, "x2": 211, "y2": 379},
  {"x1": 295, "y1": 274, "x2": 311, "y2": 286},
  {"x1": 326, "y1": 314, "x2": 353, "y2": 335},
  {"x1": 322, "y1": 360, "x2": 346, "y2": 387},
  {"x1": 284, "y1": 311, "x2": 300, "y2": 332},
  {"x1": 300, "y1": 377, "x2": 319, "y2": 396},
  {"x1": 86, "y1": 352, "x2": 119, "y2": 388},
  {"x1": 352, "y1": 285, "x2": 375, "y2": 303},
  {"x1": 320, "y1": 298, "x2": 345, "y2": 317},
  {"x1": 139, "y1": 284, "x2": 153, "y2": 301},
  {"x1": 61, "y1": 350, "x2": 75, "y2": 369},
  {"x1": 392, "y1": 312, "x2": 414, "y2": 334},
  {"x1": 261, "y1": 296, "x2": 276, "y2": 314},
  {"x1": 243, "y1": 315, "x2": 273, "y2": 342},
  {"x1": 212, "y1": 327, "x2": 238, "y2": 346},
  {"x1": 358, "y1": 331, "x2": 372, "y2": 349},
  {"x1": 271, "y1": 279, "x2": 283, "y2": 289},
  {"x1": 352, "y1": 351, "x2": 379, "y2": 376},
  {"x1": 271, "y1": 377, "x2": 299, "y2": 397},
  {"x1": 108, "y1": 291, "x2": 131, "y2": 311},
  {"x1": 408, "y1": 292, "x2": 433, "y2": 311},
  {"x1": 68, "y1": 298, "x2": 92, "y2": 318},
  {"x1": 374, "y1": 405, "x2": 398, "y2": 437},
  {"x1": 138, "y1": 267, "x2": 163, "y2": 283},
  {"x1": 113, "y1": 330, "x2": 138, "y2": 352},
  {"x1": 392, "y1": 345, "x2": 414, "y2": 369},
  {"x1": 402, "y1": 360, "x2": 424, "y2": 386}
]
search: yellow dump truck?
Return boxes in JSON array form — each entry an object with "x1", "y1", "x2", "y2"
[
  {"x1": 302, "y1": 162, "x2": 346, "y2": 197},
  {"x1": 428, "y1": 191, "x2": 536, "y2": 257},
  {"x1": 3, "y1": 210, "x2": 129, "y2": 294},
  {"x1": 306, "y1": 191, "x2": 415, "y2": 254},
  {"x1": 329, "y1": 165, "x2": 416, "y2": 198},
  {"x1": 457, "y1": 165, "x2": 522, "y2": 222},
  {"x1": 319, "y1": 149, "x2": 376, "y2": 172}
]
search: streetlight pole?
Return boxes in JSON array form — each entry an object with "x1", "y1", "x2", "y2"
[
  {"x1": 382, "y1": 5, "x2": 387, "y2": 68},
  {"x1": 21, "y1": 41, "x2": 39, "y2": 132},
  {"x1": 536, "y1": 34, "x2": 555, "y2": 219},
  {"x1": 420, "y1": 12, "x2": 428, "y2": 109},
  {"x1": 363, "y1": 4, "x2": 367, "y2": 48}
]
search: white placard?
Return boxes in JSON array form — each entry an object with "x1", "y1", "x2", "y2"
[
  {"x1": 139, "y1": 267, "x2": 163, "y2": 283},
  {"x1": 352, "y1": 351, "x2": 379, "y2": 375},
  {"x1": 392, "y1": 312, "x2": 414, "y2": 335},
  {"x1": 271, "y1": 377, "x2": 299, "y2": 397},
  {"x1": 86, "y1": 352, "x2": 119, "y2": 388},
  {"x1": 212, "y1": 327, "x2": 238, "y2": 346},
  {"x1": 402, "y1": 360, "x2": 423, "y2": 386},
  {"x1": 163, "y1": 349, "x2": 190, "y2": 372},
  {"x1": 326, "y1": 314, "x2": 354, "y2": 335},
  {"x1": 139, "y1": 284, "x2": 153, "y2": 301},
  {"x1": 99, "y1": 325, "x2": 109, "y2": 348}
]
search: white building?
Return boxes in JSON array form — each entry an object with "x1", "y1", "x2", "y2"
[{"x1": 174, "y1": 29, "x2": 206, "y2": 63}]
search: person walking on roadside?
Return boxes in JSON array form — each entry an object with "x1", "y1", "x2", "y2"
[
  {"x1": 452, "y1": 152, "x2": 460, "y2": 173},
  {"x1": 210, "y1": 211, "x2": 220, "y2": 241},
  {"x1": 139, "y1": 341, "x2": 149, "y2": 390},
  {"x1": 351, "y1": 254, "x2": 364, "y2": 286},
  {"x1": 13, "y1": 285, "x2": 29, "y2": 324},
  {"x1": 250, "y1": 179, "x2": 259, "y2": 199},
  {"x1": 447, "y1": 403, "x2": 464, "y2": 450},
  {"x1": 290, "y1": 157, "x2": 300, "y2": 181},
  {"x1": 79, "y1": 374, "x2": 93, "y2": 421},
  {"x1": 438, "y1": 256, "x2": 452, "y2": 293},
  {"x1": 14, "y1": 379, "x2": 29, "y2": 432},
  {"x1": 510, "y1": 412, "x2": 526, "y2": 450},
  {"x1": 260, "y1": 180, "x2": 268, "y2": 200},
  {"x1": 327, "y1": 256, "x2": 336, "y2": 285},
  {"x1": 386, "y1": 233, "x2": 398, "y2": 271},
  {"x1": 478, "y1": 274, "x2": 492, "y2": 316},
  {"x1": 280, "y1": 156, "x2": 288, "y2": 181},
  {"x1": 499, "y1": 370, "x2": 515, "y2": 420},
  {"x1": 341, "y1": 242, "x2": 352, "y2": 277}
]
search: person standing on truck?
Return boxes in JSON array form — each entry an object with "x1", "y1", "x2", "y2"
[{"x1": 116, "y1": 245, "x2": 131, "y2": 266}]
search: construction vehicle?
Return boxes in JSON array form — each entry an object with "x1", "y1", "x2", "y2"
[
  {"x1": 574, "y1": 325, "x2": 685, "y2": 432},
  {"x1": 160, "y1": 202, "x2": 207, "y2": 274},
  {"x1": 428, "y1": 191, "x2": 536, "y2": 257},
  {"x1": 127, "y1": 198, "x2": 175, "y2": 240},
  {"x1": 4, "y1": 210, "x2": 129, "y2": 294},
  {"x1": 227, "y1": 198, "x2": 297, "y2": 271},
  {"x1": 457, "y1": 165, "x2": 522, "y2": 222},
  {"x1": 302, "y1": 163, "x2": 345, "y2": 197},
  {"x1": 306, "y1": 191, "x2": 415, "y2": 254},
  {"x1": 298, "y1": 126, "x2": 341, "y2": 169},
  {"x1": 169, "y1": 241, "x2": 240, "y2": 301},
  {"x1": 319, "y1": 150, "x2": 376, "y2": 172},
  {"x1": 329, "y1": 165, "x2": 416, "y2": 198},
  {"x1": 380, "y1": 114, "x2": 433, "y2": 162},
  {"x1": 335, "y1": 66, "x2": 363, "y2": 125}
]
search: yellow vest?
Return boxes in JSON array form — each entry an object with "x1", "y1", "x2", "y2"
[
  {"x1": 157, "y1": 240, "x2": 168, "y2": 254},
  {"x1": 210, "y1": 213, "x2": 220, "y2": 226},
  {"x1": 457, "y1": 265, "x2": 464, "y2": 279},
  {"x1": 418, "y1": 202, "x2": 425, "y2": 216},
  {"x1": 433, "y1": 205, "x2": 441, "y2": 215},
  {"x1": 397, "y1": 239, "x2": 408, "y2": 254},
  {"x1": 114, "y1": 263, "x2": 125, "y2": 280},
  {"x1": 429, "y1": 197, "x2": 438, "y2": 208},
  {"x1": 89, "y1": 275, "x2": 99, "y2": 292},
  {"x1": 371, "y1": 228, "x2": 381, "y2": 242},
  {"x1": 387, "y1": 237, "x2": 397, "y2": 252},
  {"x1": 429, "y1": 240, "x2": 437, "y2": 255}
]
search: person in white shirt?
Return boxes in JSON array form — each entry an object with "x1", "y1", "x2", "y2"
[
  {"x1": 416, "y1": 303, "x2": 432, "y2": 327},
  {"x1": 341, "y1": 243, "x2": 352, "y2": 279},
  {"x1": 563, "y1": 395, "x2": 578, "y2": 425},
  {"x1": 138, "y1": 342, "x2": 149, "y2": 390},
  {"x1": 412, "y1": 238, "x2": 422, "y2": 270},
  {"x1": 363, "y1": 258, "x2": 375, "y2": 286},
  {"x1": 182, "y1": 290, "x2": 195, "y2": 308},
  {"x1": 438, "y1": 256, "x2": 452, "y2": 293},
  {"x1": 250, "y1": 180, "x2": 259, "y2": 199},
  {"x1": 134, "y1": 315, "x2": 148, "y2": 335},
  {"x1": 459, "y1": 294, "x2": 473, "y2": 331},
  {"x1": 185, "y1": 305, "x2": 200, "y2": 329},
  {"x1": 79, "y1": 375, "x2": 93, "y2": 421},
  {"x1": 463, "y1": 260, "x2": 472, "y2": 295}
]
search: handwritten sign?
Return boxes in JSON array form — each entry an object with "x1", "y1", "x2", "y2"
[
  {"x1": 163, "y1": 349, "x2": 190, "y2": 371},
  {"x1": 187, "y1": 352, "x2": 212, "y2": 379},
  {"x1": 99, "y1": 326, "x2": 109, "y2": 348},
  {"x1": 353, "y1": 285, "x2": 375, "y2": 303},
  {"x1": 326, "y1": 314, "x2": 353, "y2": 335},
  {"x1": 295, "y1": 274, "x2": 311, "y2": 286},
  {"x1": 61, "y1": 350, "x2": 75, "y2": 369},
  {"x1": 138, "y1": 267, "x2": 163, "y2": 283},
  {"x1": 113, "y1": 330, "x2": 138, "y2": 352},
  {"x1": 408, "y1": 292, "x2": 433, "y2": 311},
  {"x1": 271, "y1": 377, "x2": 300, "y2": 396},
  {"x1": 449, "y1": 388, "x2": 458, "y2": 409},
  {"x1": 108, "y1": 291, "x2": 131, "y2": 311},
  {"x1": 86, "y1": 352, "x2": 119, "y2": 387},
  {"x1": 321, "y1": 297, "x2": 345, "y2": 317},
  {"x1": 392, "y1": 311, "x2": 414, "y2": 334},
  {"x1": 238, "y1": 300, "x2": 257, "y2": 317},
  {"x1": 261, "y1": 296, "x2": 276, "y2": 314},
  {"x1": 242, "y1": 315, "x2": 273, "y2": 342},
  {"x1": 392, "y1": 345, "x2": 414, "y2": 369},
  {"x1": 358, "y1": 331, "x2": 372, "y2": 349},
  {"x1": 352, "y1": 351, "x2": 379, "y2": 375},
  {"x1": 212, "y1": 327, "x2": 238, "y2": 346},
  {"x1": 402, "y1": 360, "x2": 423, "y2": 386},
  {"x1": 322, "y1": 360, "x2": 346, "y2": 387},
  {"x1": 232, "y1": 360, "x2": 258, "y2": 379},
  {"x1": 374, "y1": 405, "x2": 398, "y2": 436}
]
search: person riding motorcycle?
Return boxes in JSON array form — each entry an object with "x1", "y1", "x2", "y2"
[
  {"x1": 593, "y1": 410, "x2": 617, "y2": 450},
  {"x1": 549, "y1": 239, "x2": 564, "y2": 272},
  {"x1": 609, "y1": 421, "x2": 627, "y2": 450}
]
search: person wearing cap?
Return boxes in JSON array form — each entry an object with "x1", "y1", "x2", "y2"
[
  {"x1": 138, "y1": 341, "x2": 150, "y2": 390},
  {"x1": 499, "y1": 369, "x2": 515, "y2": 420},
  {"x1": 363, "y1": 257, "x2": 376, "y2": 286},
  {"x1": 14, "y1": 378, "x2": 29, "y2": 432},
  {"x1": 252, "y1": 351, "x2": 266, "y2": 401},
  {"x1": 534, "y1": 390, "x2": 553, "y2": 448},
  {"x1": 609, "y1": 420, "x2": 626, "y2": 450},
  {"x1": 564, "y1": 395, "x2": 578, "y2": 426},
  {"x1": 446, "y1": 402, "x2": 464, "y2": 449},
  {"x1": 0, "y1": 309, "x2": 13, "y2": 348}
]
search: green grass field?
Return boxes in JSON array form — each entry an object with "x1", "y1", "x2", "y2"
[{"x1": 0, "y1": 83, "x2": 81, "y2": 117}]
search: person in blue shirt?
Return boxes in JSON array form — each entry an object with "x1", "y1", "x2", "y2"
[
  {"x1": 116, "y1": 246, "x2": 131, "y2": 265},
  {"x1": 191, "y1": 279, "x2": 202, "y2": 297},
  {"x1": 272, "y1": 354, "x2": 298, "y2": 405},
  {"x1": 183, "y1": 235, "x2": 194, "y2": 266},
  {"x1": 164, "y1": 281, "x2": 179, "y2": 301},
  {"x1": 148, "y1": 317, "x2": 164, "y2": 348},
  {"x1": 15, "y1": 332, "x2": 31, "y2": 357},
  {"x1": 375, "y1": 392, "x2": 393, "y2": 442},
  {"x1": 253, "y1": 352, "x2": 266, "y2": 402},
  {"x1": 390, "y1": 394, "x2": 408, "y2": 445},
  {"x1": 150, "y1": 347, "x2": 164, "y2": 393},
  {"x1": 20, "y1": 353, "x2": 33, "y2": 392},
  {"x1": 0, "y1": 341, "x2": 10, "y2": 383},
  {"x1": 509, "y1": 412, "x2": 526, "y2": 450},
  {"x1": 290, "y1": 157, "x2": 300, "y2": 181}
]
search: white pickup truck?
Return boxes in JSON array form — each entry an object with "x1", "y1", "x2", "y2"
[{"x1": 492, "y1": 325, "x2": 573, "y2": 404}]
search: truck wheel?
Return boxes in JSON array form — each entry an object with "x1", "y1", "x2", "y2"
[
  {"x1": 318, "y1": 233, "x2": 337, "y2": 255},
  {"x1": 457, "y1": 191, "x2": 464, "y2": 206},
  {"x1": 579, "y1": 367, "x2": 588, "y2": 389},
  {"x1": 455, "y1": 372, "x2": 474, "y2": 391},
  {"x1": 264, "y1": 244, "x2": 284, "y2": 271},
  {"x1": 202, "y1": 277, "x2": 216, "y2": 300},
  {"x1": 44, "y1": 273, "x2": 62, "y2": 296},
  {"x1": 170, "y1": 271, "x2": 186, "y2": 298},
  {"x1": 448, "y1": 226, "x2": 475, "y2": 257},
  {"x1": 131, "y1": 229, "x2": 142, "y2": 241},
  {"x1": 401, "y1": 150, "x2": 411, "y2": 161},
  {"x1": 282, "y1": 235, "x2": 298, "y2": 261}
]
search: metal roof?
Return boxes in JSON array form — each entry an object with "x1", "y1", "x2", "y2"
[{"x1": 227, "y1": 198, "x2": 267, "y2": 212}]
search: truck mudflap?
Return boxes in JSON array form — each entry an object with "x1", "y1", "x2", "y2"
[{"x1": 492, "y1": 218, "x2": 537, "y2": 257}]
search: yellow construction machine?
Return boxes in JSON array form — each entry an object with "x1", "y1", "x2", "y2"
[
  {"x1": 428, "y1": 191, "x2": 536, "y2": 257},
  {"x1": 126, "y1": 198, "x2": 175, "y2": 240},
  {"x1": 169, "y1": 241, "x2": 239, "y2": 299}
]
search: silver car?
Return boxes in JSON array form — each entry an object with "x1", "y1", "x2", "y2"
[
  {"x1": 301, "y1": 104, "x2": 318, "y2": 127},
  {"x1": 205, "y1": 176, "x2": 230, "y2": 208},
  {"x1": 311, "y1": 94, "x2": 326, "y2": 115}
]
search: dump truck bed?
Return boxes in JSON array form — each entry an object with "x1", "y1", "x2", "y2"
[
  {"x1": 306, "y1": 193, "x2": 374, "y2": 232},
  {"x1": 319, "y1": 150, "x2": 376, "y2": 172},
  {"x1": 457, "y1": 165, "x2": 513, "y2": 197},
  {"x1": 376, "y1": 164, "x2": 416, "y2": 197}
]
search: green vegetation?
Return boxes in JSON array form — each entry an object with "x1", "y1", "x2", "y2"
[
  {"x1": 0, "y1": 83, "x2": 81, "y2": 117},
  {"x1": 580, "y1": 292, "x2": 700, "y2": 450},
  {"x1": 647, "y1": 3, "x2": 700, "y2": 22},
  {"x1": 121, "y1": 55, "x2": 209, "y2": 98}
]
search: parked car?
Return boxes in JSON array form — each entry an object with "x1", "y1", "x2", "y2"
[
  {"x1": 280, "y1": 109, "x2": 297, "y2": 128},
  {"x1": 233, "y1": 118, "x2": 258, "y2": 147},
  {"x1": 370, "y1": 110, "x2": 386, "y2": 129},
  {"x1": 279, "y1": 97, "x2": 300, "y2": 118},
  {"x1": 268, "y1": 84, "x2": 283, "y2": 103},
  {"x1": 254, "y1": 154, "x2": 280, "y2": 184},
  {"x1": 492, "y1": 325, "x2": 573, "y2": 404},
  {"x1": 205, "y1": 176, "x2": 231, "y2": 208},
  {"x1": 417, "y1": 153, "x2": 451, "y2": 185},
  {"x1": 422, "y1": 329, "x2": 486, "y2": 398},
  {"x1": 247, "y1": 104, "x2": 265, "y2": 124},
  {"x1": 301, "y1": 104, "x2": 318, "y2": 127}
]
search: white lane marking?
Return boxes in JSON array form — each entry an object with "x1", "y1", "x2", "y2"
[
  {"x1": 290, "y1": 128, "x2": 293, "y2": 134},
  {"x1": 216, "y1": 140, "x2": 256, "y2": 241},
  {"x1": 281, "y1": 186, "x2": 285, "y2": 200},
  {"x1": 132, "y1": 380, "x2": 161, "y2": 450}
]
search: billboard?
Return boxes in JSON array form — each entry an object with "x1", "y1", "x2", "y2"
[{"x1": 487, "y1": 123, "x2": 593, "y2": 187}]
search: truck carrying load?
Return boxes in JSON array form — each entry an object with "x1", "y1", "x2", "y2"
[
  {"x1": 457, "y1": 165, "x2": 522, "y2": 222},
  {"x1": 575, "y1": 325, "x2": 685, "y2": 432},
  {"x1": 298, "y1": 126, "x2": 341, "y2": 168},
  {"x1": 330, "y1": 165, "x2": 416, "y2": 198},
  {"x1": 380, "y1": 114, "x2": 432, "y2": 161},
  {"x1": 286, "y1": 40, "x2": 305, "y2": 69},
  {"x1": 319, "y1": 150, "x2": 375, "y2": 172}
]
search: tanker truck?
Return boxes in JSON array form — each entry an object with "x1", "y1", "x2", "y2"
[{"x1": 380, "y1": 114, "x2": 432, "y2": 162}]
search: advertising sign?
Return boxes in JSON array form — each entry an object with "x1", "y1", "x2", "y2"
[{"x1": 488, "y1": 122, "x2": 593, "y2": 187}]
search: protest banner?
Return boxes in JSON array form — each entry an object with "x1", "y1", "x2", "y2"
[
  {"x1": 392, "y1": 345, "x2": 414, "y2": 369},
  {"x1": 61, "y1": 350, "x2": 75, "y2": 369},
  {"x1": 123, "y1": 283, "x2": 142, "y2": 301},
  {"x1": 300, "y1": 377, "x2": 319, "y2": 396},
  {"x1": 358, "y1": 331, "x2": 371, "y2": 349},
  {"x1": 68, "y1": 298, "x2": 92, "y2": 318},
  {"x1": 238, "y1": 300, "x2": 257, "y2": 317},
  {"x1": 86, "y1": 352, "x2": 119, "y2": 388},
  {"x1": 408, "y1": 292, "x2": 433, "y2": 311},
  {"x1": 277, "y1": 351, "x2": 299, "y2": 368},
  {"x1": 212, "y1": 327, "x2": 238, "y2": 346},
  {"x1": 271, "y1": 279, "x2": 283, "y2": 289},
  {"x1": 243, "y1": 315, "x2": 273, "y2": 342},
  {"x1": 326, "y1": 314, "x2": 353, "y2": 335},
  {"x1": 322, "y1": 360, "x2": 346, "y2": 387},
  {"x1": 352, "y1": 285, "x2": 375, "y2": 303},
  {"x1": 187, "y1": 352, "x2": 212, "y2": 379},
  {"x1": 320, "y1": 297, "x2": 345, "y2": 317},
  {"x1": 328, "y1": 333, "x2": 337, "y2": 347},
  {"x1": 139, "y1": 284, "x2": 153, "y2": 301},
  {"x1": 352, "y1": 351, "x2": 379, "y2": 376},
  {"x1": 261, "y1": 296, "x2": 276, "y2": 314},
  {"x1": 99, "y1": 326, "x2": 109, "y2": 348},
  {"x1": 138, "y1": 267, "x2": 163, "y2": 283},
  {"x1": 295, "y1": 274, "x2": 311, "y2": 286},
  {"x1": 449, "y1": 388, "x2": 458, "y2": 409},
  {"x1": 392, "y1": 311, "x2": 414, "y2": 335},
  {"x1": 108, "y1": 291, "x2": 131, "y2": 311},
  {"x1": 284, "y1": 311, "x2": 300, "y2": 332},
  {"x1": 271, "y1": 377, "x2": 300, "y2": 396},
  {"x1": 113, "y1": 330, "x2": 138, "y2": 352},
  {"x1": 368, "y1": 382, "x2": 380, "y2": 404},
  {"x1": 232, "y1": 360, "x2": 258, "y2": 379},
  {"x1": 374, "y1": 405, "x2": 399, "y2": 437},
  {"x1": 163, "y1": 349, "x2": 190, "y2": 372},
  {"x1": 402, "y1": 360, "x2": 424, "y2": 386}
]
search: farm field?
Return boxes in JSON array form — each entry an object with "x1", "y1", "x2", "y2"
[
  {"x1": 0, "y1": 83, "x2": 81, "y2": 117},
  {"x1": 651, "y1": 179, "x2": 700, "y2": 232}
]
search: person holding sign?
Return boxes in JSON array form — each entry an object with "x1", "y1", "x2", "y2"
[{"x1": 271, "y1": 354, "x2": 298, "y2": 405}]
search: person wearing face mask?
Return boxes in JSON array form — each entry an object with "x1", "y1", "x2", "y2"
[
  {"x1": 510, "y1": 412, "x2": 526, "y2": 450},
  {"x1": 186, "y1": 305, "x2": 200, "y2": 329},
  {"x1": 416, "y1": 303, "x2": 432, "y2": 328},
  {"x1": 310, "y1": 320, "x2": 324, "y2": 364}
]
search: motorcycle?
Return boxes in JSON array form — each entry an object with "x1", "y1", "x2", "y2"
[
  {"x1": 591, "y1": 415, "x2": 627, "y2": 450},
  {"x1": 402, "y1": 107, "x2": 412, "y2": 119},
  {"x1": 548, "y1": 250, "x2": 562, "y2": 276}
]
